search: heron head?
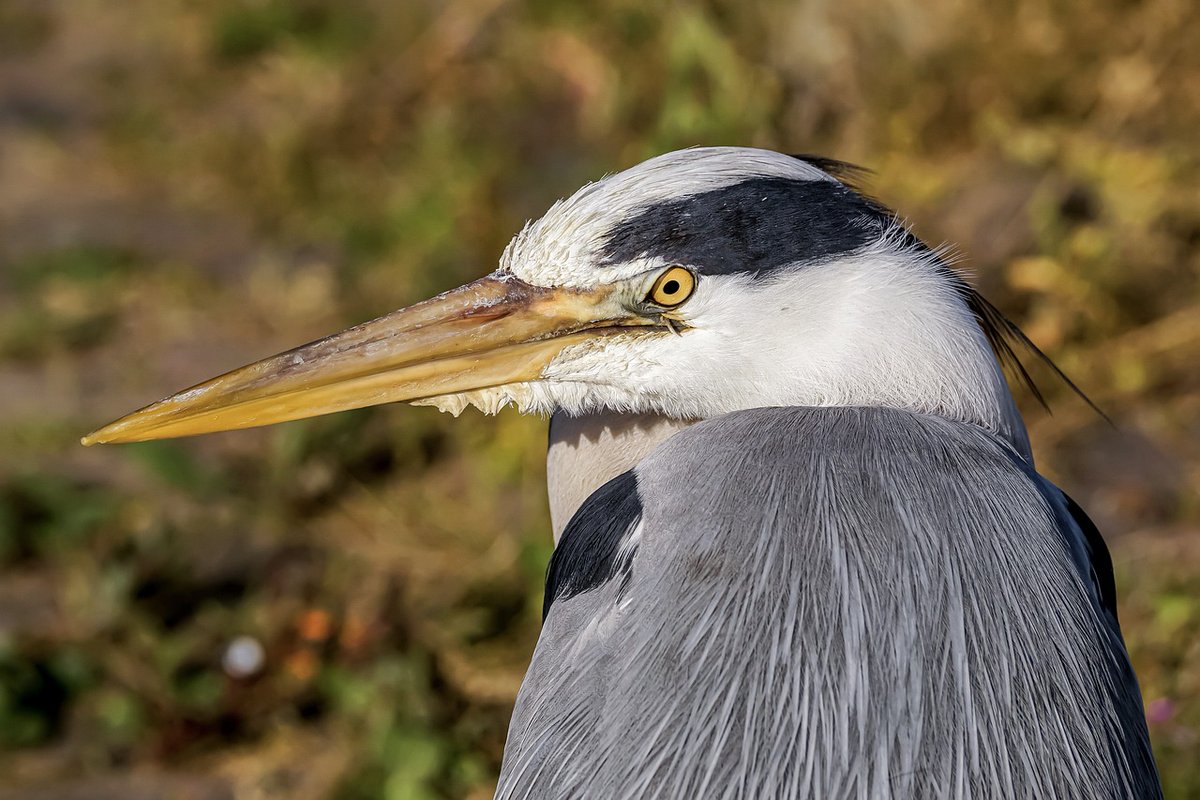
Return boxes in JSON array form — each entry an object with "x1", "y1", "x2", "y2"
[{"x1": 83, "y1": 147, "x2": 1025, "y2": 448}]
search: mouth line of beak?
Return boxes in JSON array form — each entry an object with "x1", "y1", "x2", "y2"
[
  {"x1": 89, "y1": 326, "x2": 647, "y2": 443},
  {"x1": 185, "y1": 319, "x2": 657, "y2": 411},
  {"x1": 241, "y1": 319, "x2": 662, "y2": 405},
  {"x1": 82, "y1": 272, "x2": 670, "y2": 445}
]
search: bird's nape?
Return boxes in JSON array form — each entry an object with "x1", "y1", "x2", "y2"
[{"x1": 797, "y1": 151, "x2": 1103, "y2": 423}]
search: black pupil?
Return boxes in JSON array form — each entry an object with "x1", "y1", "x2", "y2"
[{"x1": 662, "y1": 279, "x2": 680, "y2": 295}]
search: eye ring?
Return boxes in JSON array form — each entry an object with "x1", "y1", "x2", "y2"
[{"x1": 647, "y1": 266, "x2": 696, "y2": 307}]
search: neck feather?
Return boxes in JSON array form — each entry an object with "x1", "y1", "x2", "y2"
[{"x1": 546, "y1": 411, "x2": 693, "y2": 541}]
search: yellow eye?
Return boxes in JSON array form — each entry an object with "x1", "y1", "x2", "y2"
[{"x1": 647, "y1": 266, "x2": 696, "y2": 307}]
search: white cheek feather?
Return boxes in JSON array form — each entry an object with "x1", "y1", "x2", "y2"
[
  {"x1": 412, "y1": 245, "x2": 1029, "y2": 459},
  {"x1": 415, "y1": 147, "x2": 1029, "y2": 459},
  {"x1": 540, "y1": 246, "x2": 1030, "y2": 458}
]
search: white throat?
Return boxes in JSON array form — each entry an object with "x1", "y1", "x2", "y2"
[{"x1": 546, "y1": 411, "x2": 694, "y2": 541}]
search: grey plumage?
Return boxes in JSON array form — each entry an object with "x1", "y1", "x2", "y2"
[
  {"x1": 79, "y1": 145, "x2": 1159, "y2": 798},
  {"x1": 499, "y1": 407, "x2": 1158, "y2": 799}
]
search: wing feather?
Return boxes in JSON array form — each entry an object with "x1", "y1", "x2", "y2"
[{"x1": 497, "y1": 407, "x2": 1159, "y2": 800}]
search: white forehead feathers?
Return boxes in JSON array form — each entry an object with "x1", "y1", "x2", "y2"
[{"x1": 498, "y1": 147, "x2": 837, "y2": 287}]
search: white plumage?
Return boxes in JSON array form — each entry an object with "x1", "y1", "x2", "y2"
[{"x1": 83, "y1": 146, "x2": 1162, "y2": 799}]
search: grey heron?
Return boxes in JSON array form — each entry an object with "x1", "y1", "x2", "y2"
[{"x1": 84, "y1": 147, "x2": 1161, "y2": 798}]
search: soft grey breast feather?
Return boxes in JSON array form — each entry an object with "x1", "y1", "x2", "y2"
[{"x1": 496, "y1": 406, "x2": 1160, "y2": 800}]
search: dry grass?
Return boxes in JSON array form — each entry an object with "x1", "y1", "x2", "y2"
[{"x1": 0, "y1": 0, "x2": 1197, "y2": 797}]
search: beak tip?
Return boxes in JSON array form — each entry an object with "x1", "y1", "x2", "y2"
[{"x1": 81, "y1": 422, "x2": 123, "y2": 446}]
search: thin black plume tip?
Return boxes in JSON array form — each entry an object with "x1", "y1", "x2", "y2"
[
  {"x1": 791, "y1": 151, "x2": 1109, "y2": 425},
  {"x1": 964, "y1": 289, "x2": 1111, "y2": 425},
  {"x1": 789, "y1": 154, "x2": 875, "y2": 191}
]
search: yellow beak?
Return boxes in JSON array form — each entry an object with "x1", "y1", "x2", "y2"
[{"x1": 82, "y1": 275, "x2": 657, "y2": 445}]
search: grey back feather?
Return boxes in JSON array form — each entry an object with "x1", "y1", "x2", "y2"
[{"x1": 497, "y1": 407, "x2": 1159, "y2": 799}]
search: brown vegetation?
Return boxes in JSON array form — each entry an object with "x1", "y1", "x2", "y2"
[{"x1": 0, "y1": 1, "x2": 1197, "y2": 797}]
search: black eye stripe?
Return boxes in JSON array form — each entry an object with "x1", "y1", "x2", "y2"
[{"x1": 600, "y1": 176, "x2": 896, "y2": 276}]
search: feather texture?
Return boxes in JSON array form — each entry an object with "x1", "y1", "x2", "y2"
[{"x1": 498, "y1": 406, "x2": 1159, "y2": 799}]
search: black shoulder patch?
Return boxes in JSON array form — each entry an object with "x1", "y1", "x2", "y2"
[
  {"x1": 1003, "y1": 449, "x2": 1122, "y2": 625},
  {"x1": 1063, "y1": 491, "x2": 1119, "y2": 624},
  {"x1": 598, "y1": 175, "x2": 894, "y2": 276},
  {"x1": 543, "y1": 470, "x2": 642, "y2": 620}
]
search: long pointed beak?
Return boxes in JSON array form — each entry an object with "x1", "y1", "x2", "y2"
[{"x1": 82, "y1": 275, "x2": 652, "y2": 445}]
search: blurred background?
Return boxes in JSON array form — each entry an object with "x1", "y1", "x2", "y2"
[{"x1": 0, "y1": 0, "x2": 1197, "y2": 797}]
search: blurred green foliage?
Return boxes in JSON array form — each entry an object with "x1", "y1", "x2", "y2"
[{"x1": 0, "y1": 0, "x2": 1197, "y2": 797}]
